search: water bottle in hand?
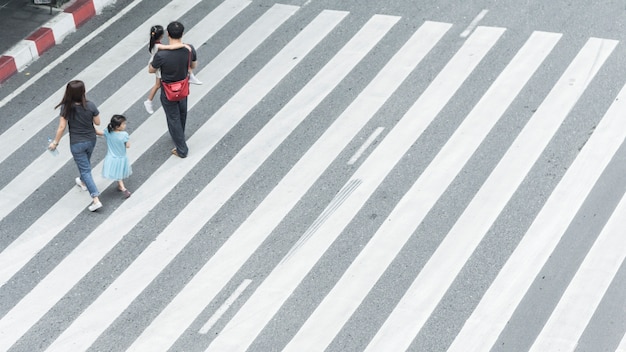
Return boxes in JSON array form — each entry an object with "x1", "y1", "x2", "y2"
[{"x1": 48, "y1": 138, "x2": 59, "y2": 156}]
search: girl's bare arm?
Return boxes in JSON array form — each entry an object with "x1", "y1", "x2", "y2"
[{"x1": 155, "y1": 42, "x2": 186, "y2": 50}]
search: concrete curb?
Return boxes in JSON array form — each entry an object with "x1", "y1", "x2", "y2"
[{"x1": 0, "y1": 0, "x2": 117, "y2": 84}]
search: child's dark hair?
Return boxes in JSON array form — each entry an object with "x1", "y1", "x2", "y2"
[
  {"x1": 148, "y1": 25, "x2": 164, "y2": 53},
  {"x1": 107, "y1": 114, "x2": 127, "y2": 133}
]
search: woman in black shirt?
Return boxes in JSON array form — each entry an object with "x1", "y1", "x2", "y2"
[{"x1": 49, "y1": 80, "x2": 103, "y2": 211}]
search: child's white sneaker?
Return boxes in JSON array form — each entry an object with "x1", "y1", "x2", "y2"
[
  {"x1": 144, "y1": 100, "x2": 154, "y2": 114},
  {"x1": 189, "y1": 72, "x2": 202, "y2": 85}
]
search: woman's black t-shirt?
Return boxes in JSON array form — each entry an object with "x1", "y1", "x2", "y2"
[{"x1": 61, "y1": 101, "x2": 99, "y2": 144}]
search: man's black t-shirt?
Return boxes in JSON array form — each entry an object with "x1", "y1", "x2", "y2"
[{"x1": 151, "y1": 45, "x2": 197, "y2": 83}]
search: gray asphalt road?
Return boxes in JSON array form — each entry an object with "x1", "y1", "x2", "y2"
[
  {"x1": 0, "y1": 0, "x2": 625, "y2": 351},
  {"x1": 0, "y1": 0, "x2": 59, "y2": 54}
]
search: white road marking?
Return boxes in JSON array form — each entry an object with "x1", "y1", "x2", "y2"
[
  {"x1": 460, "y1": 9, "x2": 489, "y2": 38},
  {"x1": 529, "y1": 190, "x2": 626, "y2": 350},
  {"x1": 129, "y1": 19, "x2": 450, "y2": 352},
  {"x1": 284, "y1": 30, "x2": 561, "y2": 352},
  {"x1": 127, "y1": 14, "x2": 398, "y2": 352},
  {"x1": 206, "y1": 25, "x2": 505, "y2": 352},
  {"x1": 199, "y1": 279, "x2": 252, "y2": 335},
  {"x1": 617, "y1": 331, "x2": 626, "y2": 352},
  {"x1": 347, "y1": 127, "x2": 384, "y2": 165},
  {"x1": 443, "y1": 37, "x2": 618, "y2": 352}
]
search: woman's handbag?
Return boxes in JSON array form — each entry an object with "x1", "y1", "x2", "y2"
[{"x1": 161, "y1": 48, "x2": 191, "y2": 101}]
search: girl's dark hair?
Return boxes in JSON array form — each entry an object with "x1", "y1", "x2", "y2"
[
  {"x1": 55, "y1": 80, "x2": 87, "y2": 120},
  {"x1": 107, "y1": 114, "x2": 127, "y2": 133},
  {"x1": 148, "y1": 25, "x2": 164, "y2": 53}
]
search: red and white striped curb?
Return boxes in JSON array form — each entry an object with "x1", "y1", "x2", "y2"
[{"x1": 0, "y1": 0, "x2": 117, "y2": 84}]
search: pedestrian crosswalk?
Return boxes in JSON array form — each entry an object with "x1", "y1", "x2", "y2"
[
  {"x1": 378, "y1": 36, "x2": 617, "y2": 352},
  {"x1": 0, "y1": 0, "x2": 625, "y2": 351},
  {"x1": 447, "y1": 44, "x2": 624, "y2": 350},
  {"x1": 284, "y1": 29, "x2": 561, "y2": 352}
]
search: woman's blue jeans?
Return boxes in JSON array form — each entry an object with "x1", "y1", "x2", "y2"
[{"x1": 70, "y1": 140, "x2": 99, "y2": 198}]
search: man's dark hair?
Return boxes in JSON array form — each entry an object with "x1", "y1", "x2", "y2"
[{"x1": 167, "y1": 21, "x2": 184, "y2": 39}]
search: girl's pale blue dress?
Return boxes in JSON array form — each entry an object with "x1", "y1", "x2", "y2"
[{"x1": 102, "y1": 129, "x2": 132, "y2": 180}]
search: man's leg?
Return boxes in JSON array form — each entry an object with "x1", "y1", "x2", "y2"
[
  {"x1": 179, "y1": 97, "x2": 188, "y2": 132},
  {"x1": 161, "y1": 95, "x2": 189, "y2": 157}
]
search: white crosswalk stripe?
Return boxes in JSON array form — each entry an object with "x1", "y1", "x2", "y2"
[
  {"x1": 205, "y1": 24, "x2": 506, "y2": 352},
  {"x1": 376, "y1": 36, "x2": 617, "y2": 352},
  {"x1": 529, "y1": 186, "x2": 626, "y2": 350},
  {"x1": 618, "y1": 333, "x2": 626, "y2": 352},
  {"x1": 446, "y1": 37, "x2": 618, "y2": 352},
  {"x1": 127, "y1": 13, "x2": 400, "y2": 352},
  {"x1": 284, "y1": 30, "x2": 561, "y2": 352},
  {"x1": 1, "y1": 1, "x2": 626, "y2": 351},
  {"x1": 134, "y1": 19, "x2": 451, "y2": 352}
]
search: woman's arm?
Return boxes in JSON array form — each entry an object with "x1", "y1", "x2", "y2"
[
  {"x1": 93, "y1": 114, "x2": 100, "y2": 126},
  {"x1": 48, "y1": 116, "x2": 67, "y2": 150}
]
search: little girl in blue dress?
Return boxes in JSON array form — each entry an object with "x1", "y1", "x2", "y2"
[{"x1": 100, "y1": 114, "x2": 132, "y2": 198}]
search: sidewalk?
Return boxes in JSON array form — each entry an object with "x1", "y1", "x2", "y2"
[{"x1": 0, "y1": 0, "x2": 117, "y2": 84}]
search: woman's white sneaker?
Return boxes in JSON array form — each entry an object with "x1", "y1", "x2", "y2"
[
  {"x1": 75, "y1": 177, "x2": 87, "y2": 191},
  {"x1": 88, "y1": 201, "x2": 102, "y2": 212}
]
